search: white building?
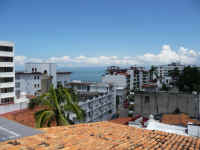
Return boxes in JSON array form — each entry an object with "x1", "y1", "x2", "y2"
[
  {"x1": 102, "y1": 74, "x2": 128, "y2": 89},
  {"x1": 15, "y1": 72, "x2": 43, "y2": 97},
  {"x1": 67, "y1": 80, "x2": 117, "y2": 123},
  {"x1": 157, "y1": 62, "x2": 185, "y2": 80},
  {"x1": 128, "y1": 66, "x2": 150, "y2": 91},
  {"x1": 25, "y1": 63, "x2": 57, "y2": 88},
  {"x1": 67, "y1": 81, "x2": 111, "y2": 94},
  {"x1": 0, "y1": 41, "x2": 15, "y2": 105},
  {"x1": 15, "y1": 63, "x2": 71, "y2": 97},
  {"x1": 74, "y1": 89, "x2": 116, "y2": 123}
]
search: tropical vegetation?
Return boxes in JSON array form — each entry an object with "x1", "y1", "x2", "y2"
[{"x1": 29, "y1": 85, "x2": 85, "y2": 128}]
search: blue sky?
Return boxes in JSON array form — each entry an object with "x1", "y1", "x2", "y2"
[{"x1": 1, "y1": 0, "x2": 200, "y2": 67}]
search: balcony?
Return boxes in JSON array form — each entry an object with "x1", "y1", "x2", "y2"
[
  {"x1": 0, "y1": 82, "x2": 14, "y2": 88},
  {"x1": 0, "y1": 62, "x2": 14, "y2": 67},
  {"x1": 0, "y1": 72, "x2": 14, "y2": 78},
  {"x1": 0, "y1": 92, "x2": 15, "y2": 99}
]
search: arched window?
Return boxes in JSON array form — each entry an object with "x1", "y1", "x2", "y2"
[{"x1": 44, "y1": 70, "x2": 47, "y2": 74}]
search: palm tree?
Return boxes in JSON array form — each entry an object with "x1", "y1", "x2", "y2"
[{"x1": 29, "y1": 85, "x2": 85, "y2": 128}]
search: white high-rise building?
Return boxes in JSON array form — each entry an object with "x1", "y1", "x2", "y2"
[{"x1": 0, "y1": 41, "x2": 15, "y2": 105}]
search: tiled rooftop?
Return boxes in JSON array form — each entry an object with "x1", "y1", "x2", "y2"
[
  {"x1": 0, "y1": 106, "x2": 48, "y2": 128},
  {"x1": 1, "y1": 121, "x2": 200, "y2": 150},
  {"x1": 161, "y1": 113, "x2": 200, "y2": 126},
  {"x1": 110, "y1": 117, "x2": 133, "y2": 125}
]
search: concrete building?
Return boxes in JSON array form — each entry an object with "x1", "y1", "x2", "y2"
[
  {"x1": 102, "y1": 74, "x2": 129, "y2": 89},
  {"x1": 134, "y1": 92, "x2": 200, "y2": 118},
  {"x1": 56, "y1": 72, "x2": 71, "y2": 87},
  {"x1": 76, "y1": 91, "x2": 116, "y2": 123},
  {"x1": 128, "y1": 66, "x2": 150, "y2": 91},
  {"x1": 25, "y1": 63, "x2": 57, "y2": 88},
  {"x1": 102, "y1": 66, "x2": 130, "y2": 89},
  {"x1": 0, "y1": 42, "x2": 15, "y2": 105},
  {"x1": 15, "y1": 63, "x2": 71, "y2": 97},
  {"x1": 66, "y1": 80, "x2": 116, "y2": 122},
  {"x1": 157, "y1": 62, "x2": 185, "y2": 84},
  {"x1": 67, "y1": 81, "x2": 110, "y2": 94},
  {"x1": 15, "y1": 72, "x2": 43, "y2": 97}
]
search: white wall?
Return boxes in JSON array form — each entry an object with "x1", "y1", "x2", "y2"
[
  {"x1": 15, "y1": 74, "x2": 42, "y2": 96},
  {"x1": 102, "y1": 74, "x2": 127, "y2": 88},
  {"x1": 0, "y1": 101, "x2": 29, "y2": 115},
  {"x1": 25, "y1": 63, "x2": 57, "y2": 88}
]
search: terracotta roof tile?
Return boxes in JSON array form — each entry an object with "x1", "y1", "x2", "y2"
[
  {"x1": 161, "y1": 114, "x2": 200, "y2": 126},
  {"x1": 0, "y1": 106, "x2": 51, "y2": 128},
  {"x1": 0, "y1": 122, "x2": 200, "y2": 149},
  {"x1": 110, "y1": 117, "x2": 133, "y2": 125}
]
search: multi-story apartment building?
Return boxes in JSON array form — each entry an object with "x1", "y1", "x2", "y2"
[
  {"x1": 102, "y1": 66, "x2": 130, "y2": 89},
  {"x1": 156, "y1": 62, "x2": 185, "y2": 85},
  {"x1": 0, "y1": 42, "x2": 15, "y2": 105},
  {"x1": 157, "y1": 62, "x2": 185, "y2": 78},
  {"x1": 68, "y1": 83, "x2": 116, "y2": 123},
  {"x1": 128, "y1": 66, "x2": 150, "y2": 91},
  {"x1": 25, "y1": 63, "x2": 57, "y2": 88},
  {"x1": 15, "y1": 63, "x2": 71, "y2": 97}
]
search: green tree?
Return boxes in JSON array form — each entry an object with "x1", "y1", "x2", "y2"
[
  {"x1": 168, "y1": 67, "x2": 180, "y2": 80},
  {"x1": 176, "y1": 66, "x2": 200, "y2": 93},
  {"x1": 29, "y1": 85, "x2": 85, "y2": 128}
]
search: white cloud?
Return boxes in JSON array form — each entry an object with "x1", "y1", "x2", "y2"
[{"x1": 14, "y1": 45, "x2": 200, "y2": 67}]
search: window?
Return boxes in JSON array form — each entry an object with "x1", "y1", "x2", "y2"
[
  {"x1": 0, "y1": 46, "x2": 13, "y2": 52},
  {"x1": 34, "y1": 84, "x2": 37, "y2": 88},
  {"x1": 0, "y1": 87, "x2": 14, "y2": 93},
  {"x1": 0, "y1": 77, "x2": 13, "y2": 83},
  {"x1": 44, "y1": 70, "x2": 47, "y2": 74},
  {"x1": 145, "y1": 96, "x2": 150, "y2": 104},
  {"x1": 15, "y1": 82, "x2": 20, "y2": 88},
  {"x1": 38, "y1": 84, "x2": 39, "y2": 88},
  {"x1": 1, "y1": 97, "x2": 14, "y2": 104},
  {"x1": 32, "y1": 68, "x2": 34, "y2": 72},
  {"x1": 0, "y1": 57, "x2": 13, "y2": 62},
  {"x1": 15, "y1": 90, "x2": 20, "y2": 98},
  {"x1": 34, "y1": 76, "x2": 36, "y2": 80},
  {"x1": 35, "y1": 68, "x2": 37, "y2": 72},
  {"x1": 37, "y1": 76, "x2": 39, "y2": 79},
  {"x1": 0, "y1": 67, "x2": 13, "y2": 72}
]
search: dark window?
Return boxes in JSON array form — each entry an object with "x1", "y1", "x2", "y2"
[
  {"x1": 145, "y1": 96, "x2": 150, "y2": 104},
  {"x1": 16, "y1": 74, "x2": 20, "y2": 80},
  {"x1": 44, "y1": 70, "x2": 47, "y2": 74},
  {"x1": 0, "y1": 46, "x2": 13, "y2": 52},
  {"x1": 0, "y1": 67, "x2": 13, "y2": 72},
  {"x1": 34, "y1": 76, "x2": 36, "y2": 80},
  {"x1": 15, "y1": 90, "x2": 20, "y2": 98},
  {"x1": 0, "y1": 87, "x2": 14, "y2": 93},
  {"x1": 38, "y1": 84, "x2": 39, "y2": 88},
  {"x1": 37, "y1": 76, "x2": 39, "y2": 79},
  {"x1": 34, "y1": 84, "x2": 37, "y2": 88},
  {"x1": 32, "y1": 68, "x2": 34, "y2": 72},
  {"x1": 1, "y1": 97, "x2": 14, "y2": 104},
  {"x1": 0, "y1": 77, "x2": 13, "y2": 83},
  {"x1": 0, "y1": 57, "x2": 13, "y2": 62},
  {"x1": 15, "y1": 82, "x2": 20, "y2": 88},
  {"x1": 35, "y1": 68, "x2": 37, "y2": 72}
]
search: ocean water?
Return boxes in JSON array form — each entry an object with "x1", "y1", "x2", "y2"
[{"x1": 59, "y1": 67, "x2": 106, "y2": 82}]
